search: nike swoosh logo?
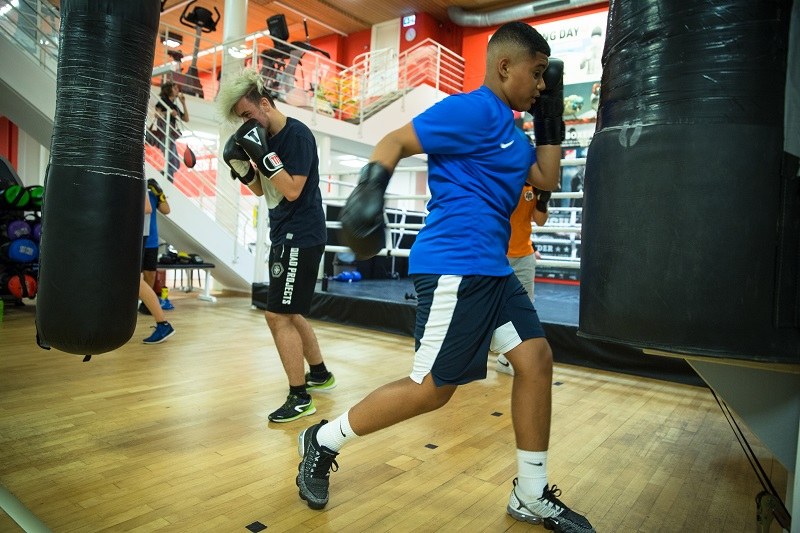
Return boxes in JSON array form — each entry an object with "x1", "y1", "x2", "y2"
[
  {"x1": 339, "y1": 422, "x2": 346, "y2": 438},
  {"x1": 500, "y1": 140, "x2": 515, "y2": 149},
  {"x1": 294, "y1": 404, "x2": 310, "y2": 413},
  {"x1": 498, "y1": 360, "x2": 510, "y2": 367},
  {"x1": 525, "y1": 461, "x2": 543, "y2": 466}
]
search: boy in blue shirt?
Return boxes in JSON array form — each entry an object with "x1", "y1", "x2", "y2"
[{"x1": 297, "y1": 21, "x2": 594, "y2": 532}]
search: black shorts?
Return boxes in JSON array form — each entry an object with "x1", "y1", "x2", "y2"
[
  {"x1": 411, "y1": 273, "x2": 545, "y2": 386},
  {"x1": 142, "y1": 240, "x2": 158, "y2": 272},
  {"x1": 267, "y1": 244, "x2": 324, "y2": 314}
]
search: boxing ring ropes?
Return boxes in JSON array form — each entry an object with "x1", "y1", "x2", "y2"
[{"x1": 318, "y1": 157, "x2": 586, "y2": 271}]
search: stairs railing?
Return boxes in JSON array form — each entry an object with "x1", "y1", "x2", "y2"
[
  {"x1": 2, "y1": 1, "x2": 471, "y2": 287},
  {"x1": 0, "y1": 0, "x2": 257, "y2": 285},
  {"x1": 144, "y1": 94, "x2": 257, "y2": 251},
  {"x1": 151, "y1": 22, "x2": 466, "y2": 127},
  {"x1": 0, "y1": 0, "x2": 60, "y2": 77}
]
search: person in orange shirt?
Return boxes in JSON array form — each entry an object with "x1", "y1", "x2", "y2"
[{"x1": 496, "y1": 181, "x2": 550, "y2": 375}]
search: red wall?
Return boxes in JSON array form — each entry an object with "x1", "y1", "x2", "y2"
[
  {"x1": 309, "y1": 33, "x2": 345, "y2": 65},
  {"x1": 0, "y1": 117, "x2": 18, "y2": 169},
  {"x1": 461, "y1": 3, "x2": 608, "y2": 92},
  {"x1": 342, "y1": 28, "x2": 371, "y2": 66},
  {"x1": 399, "y1": 12, "x2": 462, "y2": 55}
]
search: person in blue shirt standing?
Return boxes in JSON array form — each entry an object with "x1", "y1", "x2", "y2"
[
  {"x1": 139, "y1": 178, "x2": 173, "y2": 313},
  {"x1": 295, "y1": 21, "x2": 594, "y2": 533}
]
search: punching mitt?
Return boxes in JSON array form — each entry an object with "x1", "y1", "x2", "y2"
[
  {"x1": 234, "y1": 119, "x2": 284, "y2": 180},
  {"x1": 531, "y1": 58, "x2": 565, "y2": 145},
  {"x1": 339, "y1": 162, "x2": 391, "y2": 260},
  {"x1": 223, "y1": 135, "x2": 256, "y2": 185},
  {"x1": 147, "y1": 178, "x2": 166, "y2": 203}
]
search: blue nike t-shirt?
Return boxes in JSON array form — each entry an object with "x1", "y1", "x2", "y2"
[{"x1": 410, "y1": 85, "x2": 536, "y2": 276}]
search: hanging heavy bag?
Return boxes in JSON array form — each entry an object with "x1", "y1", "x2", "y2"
[{"x1": 35, "y1": 0, "x2": 161, "y2": 357}]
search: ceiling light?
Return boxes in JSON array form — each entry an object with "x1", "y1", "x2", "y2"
[
  {"x1": 160, "y1": 30, "x2": 183, "y2": 48},
  {"x1": 0, "y1": 0, "x2": 19, "y2": 17},
  {"x1": 227, "y1": 46, "x2": 252, "y2": 59}
]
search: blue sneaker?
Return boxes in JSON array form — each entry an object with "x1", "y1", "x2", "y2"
[
  {"x1": 161, "y1": 298, "x2": 174, "y2": 310},
  {"x1": 143, "y1": 322, "x2": 175, "y2": 344}
]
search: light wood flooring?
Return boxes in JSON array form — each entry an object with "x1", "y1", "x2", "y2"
[{"x1": 0, "y1": 291, "x2": 788, "y2": 532}]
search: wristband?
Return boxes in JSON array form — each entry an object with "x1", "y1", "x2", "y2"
[{"x1": 261, "y1": 152, "x2": 284, "y2": 180}]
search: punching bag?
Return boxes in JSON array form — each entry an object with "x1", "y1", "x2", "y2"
[
  {"x1": 579, "y1": 0, "x2": 799, "y2": 363},
  {"x1": 36, "y1": 0, "x2": 161, "y2": 356}
]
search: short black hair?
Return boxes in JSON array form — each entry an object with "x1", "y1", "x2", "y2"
[{"x1": 489, "y1": 21, "x2": 551, "y2": 58}]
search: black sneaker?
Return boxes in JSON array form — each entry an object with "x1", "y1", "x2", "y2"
[
  {"x1": 296, "y1": 420, "x2": 339, "y2": 510},
  {"x1": 305, "y1": 371, "x2": 337, "y2": 391},
  {"x1": 507, "y1": 479, "x2": 595, "y2": 532},
  {"x1": 268, "y1": 394, "x2": 316, "y2": 423}
]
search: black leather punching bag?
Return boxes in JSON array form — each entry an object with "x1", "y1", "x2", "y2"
[
  {"x1": 579, "y1": 0, "x2": 799, "y2": 363},
  {"x1": 36, "y1": 0, "x2": 161, "y2": 356}
]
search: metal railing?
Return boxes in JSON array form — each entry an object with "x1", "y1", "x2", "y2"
[
  {"x1": 336, "y1": 39, "x2": 466, "y2": 125},
  {"x1": 144, "y1": 93, "x2": 258, "y2": 251},
  {"x1": 2, "y1": 2, "x2": 480, "y2": 282},
  {"x1": 0, "y1": 2, "x2": 257, "y2": 259},
  {"x1": 318, "y1": 161, "x2": 585, "y2": 274},
  {"x1": 0, "y1": 0, "x2": 60, "y2": 77}
]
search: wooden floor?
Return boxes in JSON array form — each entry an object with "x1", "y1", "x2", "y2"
[{"x1": 0, "y1": 292, "x2": 788, "y2": 532}]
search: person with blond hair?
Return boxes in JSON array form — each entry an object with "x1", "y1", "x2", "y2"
[{"x1": 217, "y1": 68, "x2": 336, "y2": 423}]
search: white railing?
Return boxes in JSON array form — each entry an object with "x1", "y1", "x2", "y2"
[
  {"x1": 317, "y1": 160, "x2": 585, "y2": 273},
  {"x1": 0, "y1": 0, "x2": 60, "y2": 77},
  {"x1": 152, "y1": 20, "x2": 467, "y2": 127},
  {"x1": 337, "y1": 39, "x2": 466, "y2": 125},
  {"x1": 145, "y1": 93, "x2": 258, "y2": 251},
  {"x1": 400, "y1": 38, "x2": 465, "y2": 96},
  {"x1": 0, "y1": 2, "x2": 257, "y2": 262}
]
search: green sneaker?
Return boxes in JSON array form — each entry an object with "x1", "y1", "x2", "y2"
[
  {"x1": 268, "y1": 394, "x2": 316, "y2": 423},
  {"x1": 305, "y1": 371, "x2": 337, "y2": 391}
]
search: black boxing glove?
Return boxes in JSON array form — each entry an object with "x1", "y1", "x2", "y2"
[
  {"x1": 223, "y1": 135, "x2": 256, "y2": 185},
  {"x1": 531, "y1": 58, "x2": 565, "y2": 145},
  {"x1": 234, "y1": 119, "x2": 284, "y2": 180},
  {"x1": 339, "y1": 162, "x2": 392, "y2": 259},
  {"x1": 535, "y1": 190, "x2": 552, "y2": 212}
]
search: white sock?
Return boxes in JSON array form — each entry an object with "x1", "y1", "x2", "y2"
[
  {"x1": 516, "y1": 449, "x2": 548, "y2": 499},
  {"x1": 316, "y1": 410, "x2": 356, "y2": 452}
]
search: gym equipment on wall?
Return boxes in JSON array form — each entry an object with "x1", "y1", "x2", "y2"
[
  {"x1": 177, "y1": 0, "x2": 219, "y2": 98},
  {"x1": 260, "y1": 15, "x2": 330, "y2": 102}
]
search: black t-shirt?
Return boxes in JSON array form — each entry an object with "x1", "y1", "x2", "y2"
[
  {"x1": 267, "y1": 117, "x2": 326, "y2": 247},
  {"x1": 155, "y1": 97, "x2": 183, "y2": 136}
]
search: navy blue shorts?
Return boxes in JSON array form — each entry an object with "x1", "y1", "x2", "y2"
[{"x1": 410, "y1": 273, "x2": 545, "y2": 386}]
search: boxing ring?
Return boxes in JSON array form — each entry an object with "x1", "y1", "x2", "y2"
[{"x1": 251, "y1": 173, "x2": 704, "y2": 387}]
